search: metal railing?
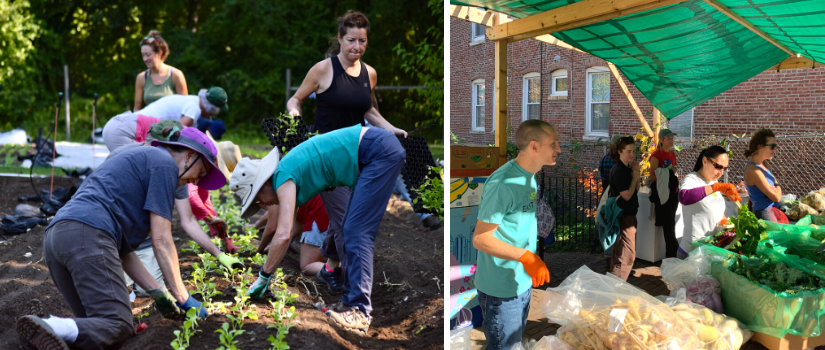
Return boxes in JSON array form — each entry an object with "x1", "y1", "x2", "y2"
[{"x1": 537, "y1": 171, "x2": 602, "y2": 253}]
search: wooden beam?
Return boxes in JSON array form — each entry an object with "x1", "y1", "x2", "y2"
[
  {"x1": 494, "y1": 40, "x2": 508, "y2": 158},
  {"x1": 486, "y1": 0, "x2": 686, "y2": 42},
  {"x1": 607, "y1": 63, "x2": 653, "y2": 137},
  {"x1": 652, "y1": 108, "x2": 662, "y2": 145},
  {"x1": 767, "y1": 56, "x2": 824, "y2": 71},
  {"x1": 449, "y1": 5, "x2": 503, "y2": 27},
  {"x1": 702, "y1": 0, "x2": 795, "y2": 57}
]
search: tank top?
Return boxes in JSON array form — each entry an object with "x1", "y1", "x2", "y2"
[
  {"x1": 142, "y1": 68, "x2": 176, "y2": 106},
  {"x1": 314, "y1": 56, "x2": 371, "y2": 134},
  {"x1": 745, "y1": 162, "x2": 777, "y2": 211}
]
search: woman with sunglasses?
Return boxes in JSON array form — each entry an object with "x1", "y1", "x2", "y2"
[
  {"x1": 677, "y1": 146, "x2": 741, "y2": 258},
  {"x1": 134, "y1": 30, "x2": 187, "y2": 111},
  {"x1": 744, "y1": 128, "x2": 783, "y2": 221},
  {"x1": 608, "y1": 136, "x2": 641, "y2": 281}
]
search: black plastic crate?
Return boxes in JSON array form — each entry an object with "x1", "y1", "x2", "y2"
[
  {"x1": 397, "y1": 136, "x2": 439, "y2": 192},
  {"x1": 261, "y1": 116, "x2": 311, "y2": 154}
]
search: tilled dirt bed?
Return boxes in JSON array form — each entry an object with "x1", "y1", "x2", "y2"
[{"x1": 0, "y1": 176, "x2": 444, "y2": 349}]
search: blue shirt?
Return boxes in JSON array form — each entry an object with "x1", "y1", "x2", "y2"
[
  {"x1": 48, "y1": 146, "x2": 179, "y2": 256},
  {"x1": 745, "y1": 162, "x2": 778, "y2": 211},
  {"x1": 475, "y1": 160, "x2": 538, "y2": 298}
]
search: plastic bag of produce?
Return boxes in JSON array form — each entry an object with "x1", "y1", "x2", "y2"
[
  {"x1": 534, "y1": 335, "x2": 575, "y2": 350},
  {"x1": 802, "y1": 192, "x2": 825, "y2": 212},
  {"x1": 449, "y1": 327, "x2": 472, "y2": 350},
  {"x1": 794, "y1": 215, "x2": 825, "y2": 241},
  {"x1": 757, "y1": 233, "x2": 825, "y2": 280},
  {"x1": 661, "y1": 257, "x2": 724, "y2": 313},
  {"x1": 710, "y1": 255, "x2": 825, "y2": 338},
  {"x1": 543, "y1": 266, "x2": 704, "y2": 350},
  {"x1": 787, "y1": 202, "x2": 818, "y2": 221},
  {"x1": 663, "y1": 299, "x2": 752, "y2": 350}
]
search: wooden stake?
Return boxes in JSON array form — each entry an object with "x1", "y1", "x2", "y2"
[{"x1": 494, "y1": 40, "x2": 508, "y2": 158}]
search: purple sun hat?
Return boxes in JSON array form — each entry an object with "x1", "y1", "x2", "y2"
[{"x1": 151, "y1": 127, "x2": 227, "y2": 190}]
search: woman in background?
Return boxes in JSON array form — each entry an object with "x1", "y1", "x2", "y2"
[{"x1": 134, "y1": 30, "x2": 187, "y2": 110}]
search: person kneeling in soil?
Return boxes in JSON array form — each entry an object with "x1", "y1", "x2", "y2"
[
  {"x1": 17, "y1": 128, "x2": 225, "y2": 350},
  {"x1": 472, "y1": 120, "x2": 560, "y2": 350},
  {"x1": 229, "y1": 124, "x2": 405, "y2": 335},
  {"x1": 105, "y1": 122, "x2": 243, "y2": 297},
  {"x1": 257, "y1": 194, "x2": 330, "y2": 276}
]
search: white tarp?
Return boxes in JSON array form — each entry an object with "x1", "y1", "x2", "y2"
[{"x1": 21, "y1": 142, "x2": 110, "y2": 170}]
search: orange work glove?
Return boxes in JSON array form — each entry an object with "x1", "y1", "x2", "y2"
[
  {"x1": 518, "y1": 251, "x2": 550, "y2": 287},
  {"x1": 713, "y1": 183, "x2": 742, "y2": 202},
  {"x1": 720, "y1": 217, "x2": 729, "y2": 226}
]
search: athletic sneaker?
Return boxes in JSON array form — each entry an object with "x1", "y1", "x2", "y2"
[
  {"x1": 316, "y1": 267, "x2": 346, "y2": 294},
  {"x1": 24, "y1": 299, "x2": 51, "y2": 319},
  {"x1": 323, "y1": 301, "x2": 371, "y2": 335},
  {"x1": 16, "y1": 315, "x2": 69, "y2": 350},
  {"x1": 422, "y1": 216, "x2": 442, "y2": 230}
]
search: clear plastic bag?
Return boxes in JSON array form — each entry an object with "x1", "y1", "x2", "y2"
[
  {"x1": 534, "y1": 335, "x2": 576, "y2": 350},
  {"x1": 543, "y1": 266, "x2": 704, "y2": 350},
  {"x1": 661, "y1": 256, "x2": 723, "y2": 313},
  {"x1": 449, "y1": 327, "x2": 472, "y2": 350},
  {"x1": 664, "y1": 299, "x2": 752, "y2": 350}
]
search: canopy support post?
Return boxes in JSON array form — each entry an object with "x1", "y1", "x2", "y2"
[{"x1": 495, "y1": 40, "x2": 508, "y2": 158}]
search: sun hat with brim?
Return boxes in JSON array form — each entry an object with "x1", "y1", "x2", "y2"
[
  {"x1": 150, "y1": 127, "x2": 226, "y2": 190},
  {"x1": 229, "y1": 148, "x2": 279, "y2": 219},
  {"x1": 206, "y1": 87, "x2": 228, "y2": 113}
]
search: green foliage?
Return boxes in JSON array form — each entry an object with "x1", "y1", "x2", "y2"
[
  {"x1": 1, "y1": 0, "x2": 443, "y2": 143},
  {"x1": 171, "y1": 308, "x2": 201, "y2": 350},
  {"x1": 215, "y1": 322, "x2": 244, "y2": 350},
  {"x1": 728, "y1": 206, "x2": 769, "y2": 256},
  {"x1": 730, "y1": 255, "x2": 825, "y2": 294},
  {"x1": 413, "y1": 166, "x2": 444, "y2": 221},
  {"x1": 392, "y1": 0, "x2": 444, "y2": 134}
]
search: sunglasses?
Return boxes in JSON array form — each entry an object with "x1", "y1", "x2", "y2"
[
  {"x1": 706, "y1": 157, "x2": 728, "y2": 171},
  {"x1": 764, "y1": 143, "x2": 778, "y2": 150},
  {"x1": 143, "y1": 37, "x2": 156, "y2": 43}
]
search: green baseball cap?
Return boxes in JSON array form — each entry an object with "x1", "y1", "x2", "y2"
[
  {"x1": 658, "y1": 128, "x2": 678, "y2": 139},
  {"x1": 206, "y1": 86, "x2": 229, "y2": 113},
  {"x1": 148, "y1": 119, "x2": 184, "y2": 141}
]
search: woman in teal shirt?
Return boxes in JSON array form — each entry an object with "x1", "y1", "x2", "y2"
[{"x1": 229, "y1": 125, "x2": 405, "y2": 335}]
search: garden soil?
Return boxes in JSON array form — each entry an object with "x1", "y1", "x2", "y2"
[{"x1": 0, "y1": 176, "x2": 444, "y2": 349}]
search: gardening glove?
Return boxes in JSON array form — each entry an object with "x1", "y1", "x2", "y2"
[
  {"x1": 211, "y1": 221, "x2": 239, "y2": 254},
  {"x1": 712, "y1": 183, "x2": 742, "y2": 202},
  {"x1": 720, "y1": 217, "x2": 729, "y2": 226},
  {"x1": 247, "y1": 271, "x2": 271, "y2": 299},
  {"x1": 175, "y1": 293, "x2": 208, "y2": 319},
  {"x1": 147, "y1": 286, "x2": 182, "y2": 318},
  {"x1": 217, "y1": 252, "x2": 244, "y2": 270},
  {"x1": 518, "y1": 251, "x2": 550, "y2": 287}
]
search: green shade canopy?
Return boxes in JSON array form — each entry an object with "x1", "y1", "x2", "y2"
[{"x1": 452, "y1": 0, "x2": 825, "y2": 119}]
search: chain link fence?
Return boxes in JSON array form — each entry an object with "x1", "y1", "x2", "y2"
[{"x1": 674, "y1": 133, "x2": 825, "y2": 197}]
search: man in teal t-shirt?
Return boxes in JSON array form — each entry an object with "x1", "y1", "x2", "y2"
[{"x1": 473, "y1": 119, "x2": 561, "y2": 350}]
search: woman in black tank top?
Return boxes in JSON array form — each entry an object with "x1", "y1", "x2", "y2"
[{"x1": 286, "y1": 12, "x2": 407, "y2": 137}]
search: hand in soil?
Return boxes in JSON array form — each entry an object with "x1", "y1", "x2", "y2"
[
  {"x1": 151, "y1": 290, "x2": 183, "y2": 318},
  {"x1": 217, "y1": 252, "x2": 243, "y2": 270},
  {"x1": 247, "y1": 272, "x2": 271, "y2": 299},
  {"x1": 175, "y1": 294, "x2": 208, "y2": 318}
]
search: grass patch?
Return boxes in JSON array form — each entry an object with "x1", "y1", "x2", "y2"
[{"x1": 0, "y1": 165, "x2": 69, "y2": 177}]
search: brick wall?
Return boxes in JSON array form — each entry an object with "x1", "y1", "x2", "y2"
[{"x1": 450, "y1": 17, "x2": 825, "y2": 195}]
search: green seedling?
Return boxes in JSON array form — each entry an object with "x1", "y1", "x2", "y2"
[
  {"x1": 180, "y1": 240, "x2": 201, "y2": 253},
  {"x1": 171, "y1": 308, "x2": 201, "y2": 350},
  {"x1": 198, "y1": 252, "x2": 219, "y2": 274},
  {"x1": 215, "y1": 322, "x2": 244, "y2": 350},
  {"x1": 267, "y1": 324, "x2": 291, "y2": 350},
  {"x1": 267, "y1": 300, "x2": 296, "y2": 327},
  {"x1": 249, "y1": 253, "x2": 267, "y2": 266}
]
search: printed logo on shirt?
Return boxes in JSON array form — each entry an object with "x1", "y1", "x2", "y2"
[
  {"x1": 523, "y1": 191, "x2": 538, "y2": 212},
  {"x1": 364, "y1": 83, "x2": 368, "y2": 88},
  {"x1": 663, "y1": 159, "x2": 673, "y2": 169}
]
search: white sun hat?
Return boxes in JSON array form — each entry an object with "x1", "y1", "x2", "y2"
[{"x1": 229, "y1": 147, "x2": 280, "y2": 219}]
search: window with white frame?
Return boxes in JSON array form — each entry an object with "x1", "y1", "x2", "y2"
[
  {"x1": 522, "y1": 73, "x2": 541, "y2": 121},
  {"x1": 668, "y1": 108, "x2": 694, "y2": 139},
  {"x1": 551, "y1": 69, "x2": 568, "y2": 97},
  {"x1": 586, "y1": 67, "x2": 610, "y2": 136},
  {"x1": 471, "y1": 23, "x2": 486, "y2": 43},
  {"x1": 472, "y1": 79, "x2": 485, "y2": 131}
]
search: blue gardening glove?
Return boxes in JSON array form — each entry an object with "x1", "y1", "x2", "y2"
[
  {"x1": 247, "y1": 271, "x2": 271, "y2": 299},
  {"x1": 175, "y1": 294, "x2": 208, "y2": 318}
]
